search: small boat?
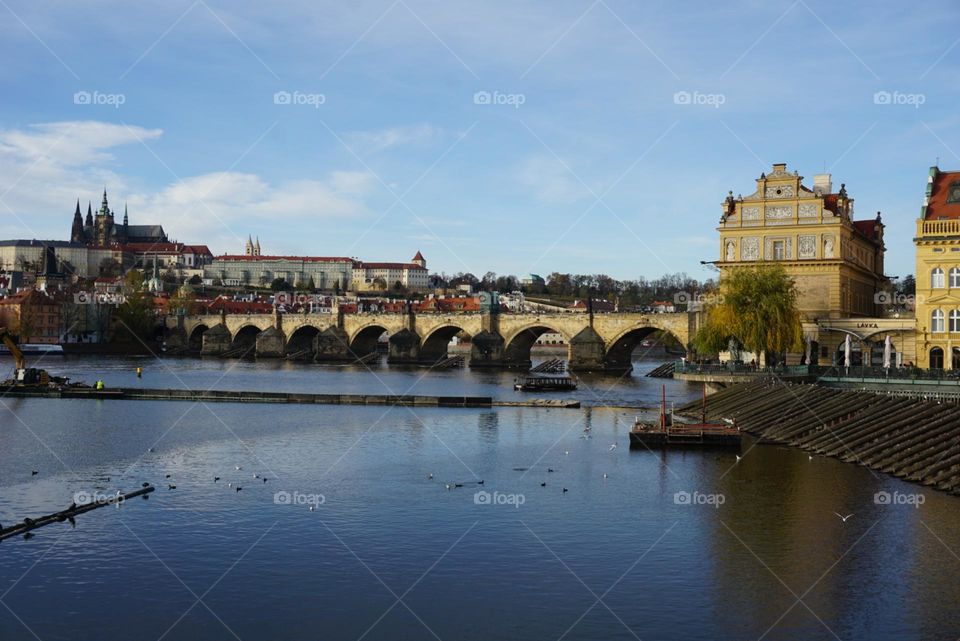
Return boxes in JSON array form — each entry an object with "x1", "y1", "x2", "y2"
[
  {"x1": 630, "y1": 384, "x2": 741, "y2": 448},
  {"x1": 514, "y1": 375, "x2": 578, "y2": 392}
]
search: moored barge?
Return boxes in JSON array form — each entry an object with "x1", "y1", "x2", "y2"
[{"x1": 630, "y1": 385, "x2": 741, "y2": 448}]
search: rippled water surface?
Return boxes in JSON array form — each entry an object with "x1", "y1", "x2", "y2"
[{"x1": 1, "y1": 354, "x2": 958, "y2": 640}]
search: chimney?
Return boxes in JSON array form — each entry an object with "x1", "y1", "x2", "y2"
[{"x1": 813, "y1": 173, "x2": 832, "y2": 196}]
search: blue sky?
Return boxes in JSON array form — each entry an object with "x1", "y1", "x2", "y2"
[{"x1": 0, "y1": 0, "x2": 958, "y2": 280}]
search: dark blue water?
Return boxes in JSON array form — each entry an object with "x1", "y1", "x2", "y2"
[{"x1": 1, "y1": 355, "x2": 958, "y2": 640}]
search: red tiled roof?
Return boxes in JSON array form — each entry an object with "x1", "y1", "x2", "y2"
[
  {"x1": 216, "y1": 255, "x2": 354, "y2": 263},
  {"x1": 412, "y1": 251, "x2": 424, "y2": 261},
  {"x1": 852, "y1": 218, "x2": 883, "y2": 244},
  {"x1": 122, "y1": 242, "x2": 183, "y2": 253},
  {"x1": 359, "y1": 262, "x2": 425, "y2": 270},
  {"x1": 183, "y1": 245, "x2": 213, "y2": 255},
  {"x1": 925, "y1": 170, "x2": 960, "y2": 220}
]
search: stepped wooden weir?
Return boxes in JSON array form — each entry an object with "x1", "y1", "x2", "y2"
[{"x1": 677, "y1": 380, "x2": 960, "y2": 496}]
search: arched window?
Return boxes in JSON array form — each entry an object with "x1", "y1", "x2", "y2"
[
  {"x1": 932, "y1": 268, "x2": 945, "y2": 289},
  {"x1": 951, "y1": 268, "x2": 960, "y2": 288},
  {"x1": 931, "y1": 347, "x2": 945, "y2": 369},
  {"x1": 932, "y1": 309, "x2": 945, "y2": 333},
  {"x1": 951, "y1": 310, "x2": 960, "y2": 332}
]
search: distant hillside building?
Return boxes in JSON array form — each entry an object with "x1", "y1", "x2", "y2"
[
  {"x1": 0, "y1": 289, "x2": 61, "y2": 344},
  {"x1": 71, "y1": 190, "x2": 168, "y2": 247},
  {"x1": 209, "y1": 255, "x2": 355, "y2": 290},
  {"x1": 353, "y1": 252, "x2": 428, "y2": 291}
]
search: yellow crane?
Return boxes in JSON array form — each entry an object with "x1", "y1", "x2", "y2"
[{"x1": 0, "y1": 327, "x2": 50, "y2": 386}]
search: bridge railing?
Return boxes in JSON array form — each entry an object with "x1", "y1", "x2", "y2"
[
  {"x1": 673, "y1": 361, "x2": 810, "y2": 377},
  {"x1": 673, "y1": 361, "x2": 960, "y2": 383}
]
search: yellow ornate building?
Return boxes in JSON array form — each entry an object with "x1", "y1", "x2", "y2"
[
  {"x1": 716, "y1": 163, "x2": 916, "y2": 366},
  {"x1": 718, "y1": 163, "x2": 887, "y2": 319},
  {"x1": 914, "y1": 166, "x2": 960, "y2": 369}
]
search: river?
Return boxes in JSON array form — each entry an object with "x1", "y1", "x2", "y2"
[{"x1": 0, "y1": 352, "x2": 958, "y2": 640}]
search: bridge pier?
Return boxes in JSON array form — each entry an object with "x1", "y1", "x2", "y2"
[
  {"x1": 388, "y1": 329, "x2": 421, "y2": 365},
  {"x1": 165, "y1": 327, "x2": 188, "y2": 352},
  {"x1": 201, "y1": 324, "x2": 231, "y2": 356},
  {"x1": 256, "y1": 327, "x2": 286, "y2": 358},
  {"x1": 568, "y1": 327, "x2": 608, "y2": 372},
  {"x1": 469, "y1": 330, "x2": 505, "y2": 368},
  {"x1": 313, "y1": 326, "x2": 352, "y2": 362}
]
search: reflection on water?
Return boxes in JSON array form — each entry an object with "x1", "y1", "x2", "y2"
[{"x1": 0, "y1": 355, "x2": 958, "y2": 640}]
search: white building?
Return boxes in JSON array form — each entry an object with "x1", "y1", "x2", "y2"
[
  {"x1": 352, "y1": 251, "x2": 429, "y2": 292},
  {"x1": 208, "y1": 255, "x2": 354, "y2": 290}
]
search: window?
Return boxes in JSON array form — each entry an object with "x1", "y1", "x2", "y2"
[
  {"x1": 772, "y1": 240, "x2": 785, "y2": 260},
  {"x1": 932, "y1": 268, "x2": 945, "y2": 289},
  {"x1": 932, "y1": 309, "x2": 945, "y2": 333},
  {"x1": 951, "y1": 268, "x2": 960, "y2": 288},
  {"x1": 947, "y1": 181, "x2": 960, "y2": 204},
  {"x1": 951, "y1": 310, "x2": 960, "y2": 333}
]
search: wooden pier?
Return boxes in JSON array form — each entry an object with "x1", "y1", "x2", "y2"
[
  {"x1": 677, "y1": 380, "x2": 960, "y2": 495},
  {"x1": 0, "y1": 385, "x2": 580, "y2": 409},
  {"x1": 0, "y1": 485, "x2": 155, "y2": 542}
]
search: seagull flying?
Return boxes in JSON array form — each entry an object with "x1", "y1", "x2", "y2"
[{"x1": 834, "y1": 512, "x2": 854, "y2": 522}]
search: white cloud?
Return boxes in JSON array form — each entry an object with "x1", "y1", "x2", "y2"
[
  {"x1": 343, "y1": 124, "x2": 444, "y2": 156},
  {"x1": 516, "y1": 154, "x2": 592, "y2": 204},
  {"x1": 0, "y1": 121, "x2": 374, "y2": 252}
]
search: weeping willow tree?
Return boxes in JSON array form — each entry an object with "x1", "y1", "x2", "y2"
[{"x1": 693, "y1": 264, "x2": 803, "y2": 363}]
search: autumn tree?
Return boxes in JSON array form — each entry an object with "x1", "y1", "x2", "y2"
[{"x1": 693, "y1": 264, "x2": 802, "y2": 364}]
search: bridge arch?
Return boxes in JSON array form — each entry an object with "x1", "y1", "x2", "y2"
[
  {"x1": 188, "y1": 324, "x2": 209, "y2": 351},
  {"x1": 350, "y1": 323, "x2": 390, "y2": 357},
  {"x1": 231, "y1": 325, "x2": 262, "y2": 354},
  {"x1": 503, "y1": 324, "x2": 571, "y2": 368},
  {"x1": 420, "y1": 324, "x2": 471, "y2": 363},
  {"x1": 604, "y1": 325, "x2": 684, "y2": 371},
  {"x1": 287, "y1": 325, "x2": 320, "y2": 356}
]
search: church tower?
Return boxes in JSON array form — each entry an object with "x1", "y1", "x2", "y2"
[
  {"x1": 71, "y1": 200, "x2": 84, "y2": 243},
  {"x1": 254, "y1": 237, "x2": 261, "y2": 256},
  {"x1": 95, "y1": 189, "x2": 114, "y2": 245},
  {"x1": 245, "y1": 236, "x2": 254, "y2": 256}
]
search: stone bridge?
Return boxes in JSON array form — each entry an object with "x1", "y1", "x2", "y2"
[{"x1": 164, "y1": 310, "x2": 697, "y2": 373}]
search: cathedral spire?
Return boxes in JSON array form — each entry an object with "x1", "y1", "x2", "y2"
[
  {"x1": 123, "y1": 202, "x2": 129, "y2": 226},
  {"x1": 71, "y1": 199, "x2": 84, "y2": 243},
  {"x1": 85, "y1": 202, "x2": 93, "y2": 226}
]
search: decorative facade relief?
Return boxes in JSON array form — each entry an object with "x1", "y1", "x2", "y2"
[
  {"x1": 823, "y1": 235, "x2": 835, "y2": 258},
  {"x1": 765, "y1": 205, "x2": 793, "y2": 224},
  {"x1": 725, "y1": 240, "x2": 736, "y2": 262},
  {"x1": 741, "y1": 206, "x2": 760, "y2": 221},
  {"x1": 765, "y1": 184, "x2": 795, "y2": 199},
  {"x1": 798, "y1": 202, "x2": 819, "y2": 217},
  {"x1": 741, "y1": 237, "x2": 759, "y2": 260},
  {"x1": 798, "y1": 235, "x2": 817, "y2": 259}
]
